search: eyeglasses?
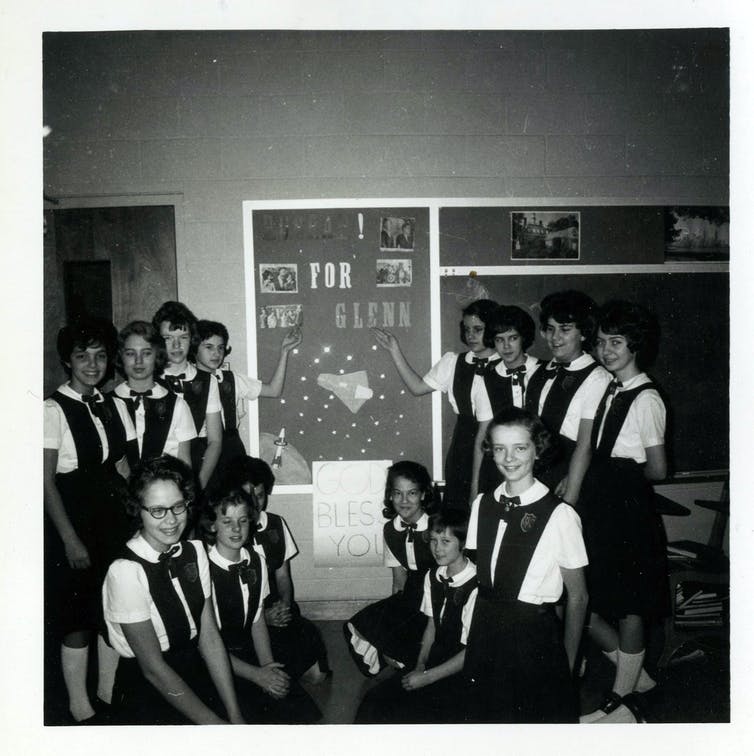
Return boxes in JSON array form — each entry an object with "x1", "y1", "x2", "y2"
[{"x1": 141, "y1": 501, "x2": 190, "y2": 520}]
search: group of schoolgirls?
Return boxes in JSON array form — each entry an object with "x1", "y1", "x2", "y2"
[
  {"x1": 352, "y1": 291, "x2": 669, "y2": 724},
  {"x1": 44, "y1": 300, "x2": 331, "y2": 725}
]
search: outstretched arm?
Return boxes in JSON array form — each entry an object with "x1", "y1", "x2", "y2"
[
  {"x1": 260, "y1": 327, "x2": 302, "y2": 397},
  {"x1": 371, "y1": 327, "x2": 433, "y2": 396}
]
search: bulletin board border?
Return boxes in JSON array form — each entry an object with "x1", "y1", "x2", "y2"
[{"x1": 242, "y1": 197, "x2": 729, "y2": 492}]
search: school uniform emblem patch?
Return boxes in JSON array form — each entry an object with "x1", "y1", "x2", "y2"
[
  {"x1": 520, "y1": 512, "x2": 537, "y2": 533},
  {"x1": 183, "y1": 563, "x2": 199, "y2": 583}
]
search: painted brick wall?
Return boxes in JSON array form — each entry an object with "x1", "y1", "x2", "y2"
[{"x1": 42, "y1": 29, "x2": 729, "y2": 603}]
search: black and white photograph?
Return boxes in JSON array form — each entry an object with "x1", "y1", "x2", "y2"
[
  {"x1": 380, "y1": 216, "x2": 415, "y2": 251},
  {"x1": 376, "y1": 259, "x2": 412, "y2": 287},
  {"x1": 258, "y1": 303, "x2": 303, "y2": 329},
  {"x1": 511, "y1": 211, "x2": 580, "y2": 260},
  {"x1": 11, "y1": 3, "x2": 749, "y2": 747},
  {"x1": 259, "y1": 263, "x2": 299, "y2": 293}
]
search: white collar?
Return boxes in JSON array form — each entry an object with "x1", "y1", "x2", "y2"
[
  {"x1": 114, "y1": 381, "x2": 167, "y2": 399},
  {"x1": 127, "y1": 532, "x2": 185, "y2": 563},
  {"x1": 58, "y1": 383, "x2": 104, "y2": 403},
  {"x1": 162, "y1": 363, "x2": 197, "y2": 380},
  {"x1": 614, "y1": 372, "x2": 651, "y2": 391},
  {"x1": 495, "y1": 353, "x2": 539, "y2": 375},
  {"x1": 492, "y1": 479, "x2": 549, "y2": 507},
  {"x1": 463, "y1": 351, "x2": 502, "y2": 365},
  {"x1": 546, "y1": 352, "x2": 594, "y2": 372},
  {"x1": 392, "y1": 511, "x2": 430, "y2": 532},
  {"x1": 436, "y1": 558, "x2": 476, "y2": 587},
  {"x1": 255, "y1": 511, "x2": 269, "y2": 531},
  {"x1": 208, "y1": 544, "x2": 251, "y2": 570}
]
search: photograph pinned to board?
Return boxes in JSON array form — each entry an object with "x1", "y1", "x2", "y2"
[
  {"x1": 380, "y1": 216, "x2": 415, "y2": 251},
  {"x1": 511, "y1": 211, "x2": 580, "y2": 260},
  {"x1": 376, "y1": 259, "x2": 412, "y2": 287},
  {"x1": 258, "y1": 303, "x2": 303, "y2": 329},
  {"x1": 664, "y1": 206, "x2": 729, "y2": 261},
  {"x1": 259, "y1": 263, "x2": 299, "y2": 293}
]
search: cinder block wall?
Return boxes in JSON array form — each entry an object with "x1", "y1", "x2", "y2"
[{"x1": 43, "y1": 29, "x2": 729, "y2": 606}]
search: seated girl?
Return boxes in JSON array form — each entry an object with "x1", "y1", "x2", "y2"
[
  {"x1": 344, "y1": 461, "x2": 437, "y2": 677},
  {"x1": 225, "y1": 456, "x2": 331, "y2": 684},
  {"x1": 355, "y1": 510, "x2": 478, "y2": 724},
  {"x1": 200, "y1": 485, "x2": 321, "y2": 723},
  {"x1": 102, "y1": 455, "x2": 243, "y2": 725}
]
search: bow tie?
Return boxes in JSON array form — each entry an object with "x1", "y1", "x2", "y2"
[
  {"x1": 129, "y1": 388, "x2": 153, "y2": 409},
  {"x1": 164, "y1": 374, "x2": 186, "y2": 394},
  {"x1": 506, "y1": 365, "x2": 526, "y2": 376},
  {"x1": 158, "y1": 544, "x2": 180, "y2": 576},
  {"x1": 81, "y1": 393, "x2": 105, "y2": 418},
  {"x1": 400, "y1": 520, "x2": 418, "y2": 542},
  {"x1": 606, "y1": 379, "x2": 623, "y2": 396},
  {"x1": 500, "y1": 494, "x2": 522, "y2": 513},
  {"x1": 472, "y1": 356, "x2": 492, "y2": 375},
  {"x1": 547, "y1": 361, "x2": 570, "y2": 376},
  {"x1": 229, "y1": 558, "x2": 253, "y2": 584}
]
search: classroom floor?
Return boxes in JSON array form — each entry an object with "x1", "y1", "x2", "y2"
[{"x1": 44, "y1": 620, "x2": 729, "y2": 725}]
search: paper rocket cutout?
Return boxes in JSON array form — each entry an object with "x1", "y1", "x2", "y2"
[{"x1": 317, "y1": 371, "x2": 373, "y2": 413}]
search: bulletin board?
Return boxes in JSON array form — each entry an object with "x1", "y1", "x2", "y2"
[{"x1": 244, "y1": 201, "x2": 433, "y2": 487}]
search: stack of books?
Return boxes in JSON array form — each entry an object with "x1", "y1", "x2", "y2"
[{"x1": 674, "y1": 581, "x2": 729, "y2": 627}]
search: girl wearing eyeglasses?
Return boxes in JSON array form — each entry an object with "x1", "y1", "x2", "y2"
[
  {"x1": 344, "y1": 461, "x2": 438, "y2": 677},
  {"x1": 102, "y1": 455, "x2": 244, "y2": 725}
]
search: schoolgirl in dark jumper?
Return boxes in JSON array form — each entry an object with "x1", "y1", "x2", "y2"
[
  {"x1": 372, "y1": 299, "x2": 500, "y2": 510},
  {"x1": 102, "y1": 455, "x2": 243, "y2": 725},
  {"x1": 524, "y1": 290, "x2": 611, "y2": 506},
  {"x1": 355, "y1": 510, "x2": 478, "y2": 724},
  {"x1": 225, "y1": 456, "x2": 330, "y2": 684},
  {"x1": 479, "y1": 304, "x2": 542, "y2": 493},
  {"x1": 152, "y1": 301, "x2": 222, "y2": 490},
  {"x1": 113, "y1": 320, "x2": 195, "y2": 469},
  {"x1": 193, "y1": 319, "x2": 302, "y2": 486},
  {"x1": 43, "y1": 317, "x2": 137, "y2": 723},
  {"x1": 200, "y1": 486, "x2": 321, "y2": 723},
  {"x1": 344, "y1": 461, "x2": 437, "y2": 677},
  {"x1": 464, "y1": 408, "x2": 588, "y2": 723},
  {"x1": 579, "y1": 301, "x2": 669, "y2": 724}
]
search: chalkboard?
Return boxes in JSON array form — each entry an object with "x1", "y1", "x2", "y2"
[
  {"x1": 249, "y1": 205, "x2": 432, "y2": 484},
  {"x1": 439, "y1": 272, "x2": 729, "y2": 476}
]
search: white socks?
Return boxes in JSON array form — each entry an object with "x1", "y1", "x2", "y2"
[
  {"x1": 96, "y1": 635, "x2": 120, "y2": 705},
  {"x1": 602, "y1": 649, "x2": 656, "y2": 693},
  {"x1": 61, "y1": 644, "x2": 94, "y2": 722}
]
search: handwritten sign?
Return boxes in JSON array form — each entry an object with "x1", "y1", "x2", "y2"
[{"x1": 312, "y1": 459, "x2": 391, "y2": 567}]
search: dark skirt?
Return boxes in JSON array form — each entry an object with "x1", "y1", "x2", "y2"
[
  {"x1": 443, "y1": 414, "x2": 478, "y2": 512},
  {"x1": 45, "y1": 465, "x2": 130, "y2": 638},
  {"x1": 580, "y1": 457, "x2": 671, "y2": 620},
  {"x1": 111, "y1": 643, "x2": 222, "y2": 725},
  {"x1": 344, "y1": 573, "x2": 427, "y2": 677},
  {"x1": 268, "y1": 603, "x2": 330, "y2": 680},
  {"x1": 464, "y1": 594, "x2": 577, "y2": 724},
  {"x1": 229, "y1": 642, "x2": 321, "y2": 724},
  {"x1": 354, "y1": 669, "x2": 473, "y2": 724}
]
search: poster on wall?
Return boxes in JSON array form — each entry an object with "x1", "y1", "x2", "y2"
[
  {"x1": 312, "y1": 459, "x2": 391, "y2": 567},
  {"x1": 247, "y1": 204, "x2": 432, "y2": 485}
]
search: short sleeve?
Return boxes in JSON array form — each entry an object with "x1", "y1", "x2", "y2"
[
  {"x1": 420, "y1": 572, "x2": 433, "y2": 617},
  {"x1": 550, "y1": 505, "x2": 588, "y2": 570},
  {"x1": 633, "y1": 391, "x2": 666, "y2": 449},
  {"x1": 471, "y1": 381, "x2": 494, "y2": 421},
  {"x1": 206, "y1": 375, "x2": 222, "y2": 414},
  {"x1": 384, "y1": 533, "x2": 401, "y2": 568},
  {"x1": 173, "y1": 397, "x2": 198, "y2": 442},
  {"x1": 460, "y1": 587, "x2": 478, "y2": 645},
  {"x1": 43, "y1": 398, "x2": 64, "y2": 450},
  {"x1": 422, "y1": 352, "x2": 457, "y2": 393},
  {"x1": 576, "y1": 367, "x2": 612, "y2": 421},
  {"x1": 103, "y1": 559, "x2": 152, "y2": 624},
  {"x1": 234, "y1": 372, "x2": 263, "y2": 402},
  {"x1": 278, "y1": 517, "x2": 299, "y2": 562},
  {"x1": 465, "y1": 496, "x2": 482, "y2": 550}
]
